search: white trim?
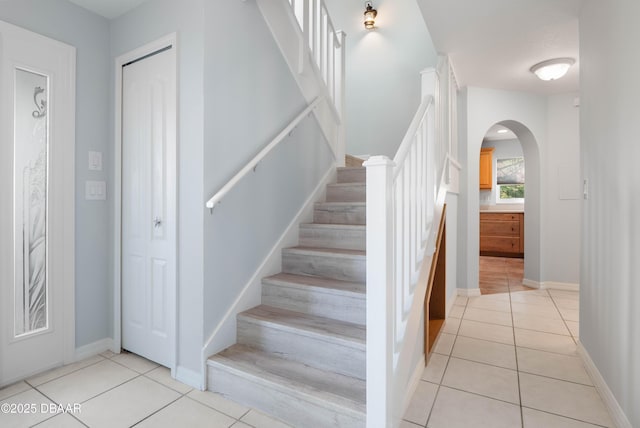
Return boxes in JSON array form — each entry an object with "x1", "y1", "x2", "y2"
[
  {"x1": 577, "y1": 342, "x2": 632, "y2": 428},
  {"x1": 175, "y1": 366, "x2": 204, "y2": 391},
  {"x1": 75, "y1": 338, "x2": 115, "y2": 361},
  {"x1": 401, "y1": 355, "x2": 426, "y2": 417},
  {"x1": 541, "y1": 281, "x2": 580, "y2": 292},
  {"x1": 522, "y1": 278, "x2": 541, "y2": 289},
  {"x1": 445, "y1": 289, "x2": 457, "y2": 318},
  {"x1": 457, "y1": 288, "x2": 481, "y2": 297},
  {"x1": 113, "y1": 33, "x2": 178, "y2": 369},
  {"x1": 201, "y1": 164, "x2": 337, "y2": 389}
]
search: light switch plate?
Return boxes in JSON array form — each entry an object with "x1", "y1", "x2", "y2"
[
  {"x1": 86, "y1": 181, "x2": 106, "y2": 200},
  {"x1": 88, "y1": 151, "x2": 102, "y2": 171}
]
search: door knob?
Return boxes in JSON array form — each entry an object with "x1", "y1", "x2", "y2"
[{"x1": 153, "y1": 217, "x2": 162, "y2": 228}]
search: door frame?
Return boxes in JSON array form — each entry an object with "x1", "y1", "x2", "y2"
[
  {"x1": 0, "y1": 19, "x2": 76, "y2": 384},
  {"x1": 113, "y1": 33, "x2": 178, "y2": 372}
]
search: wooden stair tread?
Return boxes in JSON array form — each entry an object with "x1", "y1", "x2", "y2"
[
  {"x1": 239, "y1": 305, "x2": 366, "y2": 347},
  {"x1": 263, "y1": 273, "x2": 365, "y2": 295},
  {"x1": 208, "y1": 344, "x2": 366, "y2": 412}
]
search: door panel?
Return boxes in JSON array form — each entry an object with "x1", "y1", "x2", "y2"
[
  {"x1": 121, "y1": 46, "x2": 176, "y2": 368},
  {"x1": 0, "y1": 20, "x2": 75, "y2": 386}
]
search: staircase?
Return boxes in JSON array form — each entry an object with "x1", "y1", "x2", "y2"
[{"x1": 207, "y1": 166, "x2": 367, "y2": 428}]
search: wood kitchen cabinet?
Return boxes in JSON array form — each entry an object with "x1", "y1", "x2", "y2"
[
  {"x1": 479, "y1": 147, "x2": 494, "y2": 189},
  {"x1": 480, "y1": 212, "x2": 524, "y2": 257}
]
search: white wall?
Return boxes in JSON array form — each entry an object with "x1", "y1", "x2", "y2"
[
  {"x1": 580, "y1": 0, "x2": 640, "y2": 425},
  {"x1": 480, "y1": 138, "x2": 524, "y2": 206},
  {"x1": 0, "y1": 0, "x2": 111, "y2": 348},
  {"x1": 110, "y1": 0, "x2": 205, "y2": 380},
  {"x1": 324, "y1": 0, "x2": 438, "y2": 158},
  {"x1": 544, "y1": 94, "x2": 580, "y2": 285}
]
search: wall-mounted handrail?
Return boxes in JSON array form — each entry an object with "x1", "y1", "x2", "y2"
[{"x1": 205, "y1": 97, "x2": 323, "y2": 211}]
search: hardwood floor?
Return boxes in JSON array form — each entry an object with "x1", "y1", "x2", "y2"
[{"x1": 479, "y1": 256, "x2": 530, "y2": 295}]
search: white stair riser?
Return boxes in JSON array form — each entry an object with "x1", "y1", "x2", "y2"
[
  {"x1": 313, "y1": 204, "x2": 366, "y2": 225},
  {"x1": 326, "y1": 184, "x2": 366, "y2": 202},
  {"x1": 237, "y1": 320, "x2": 365, "y2": 380},
  {"x1": 282, "y1": 252, "x2": 365, "y2": 282},
  {"x1": 262, "y1": 283, "x2": 365, "y2": 325},
  {"x1": 337, "y1": 168, "x2": 366, "y2": 184},
  {"x1": 299, "y1": 226, "x2": 365, "y2": 251},
  {"x1": 208, "y1": 364, "x2": 365, "y2": 428}
]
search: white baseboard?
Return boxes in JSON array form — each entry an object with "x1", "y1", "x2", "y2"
[
  {"x1": 522, "y1": 278, "x2": 541, "y2": 289},
  {"x1": 457, "y1": 288, "x2": 481, "y2": 297},
  {"x1": 200, "y1": 164, "x2": 337, "y2": 389},
  {"x1": 577, "y1": 342, "x2": 632, "y2": 428},
  {"x1": 75, "y1": 338, "x2": 114, "y2": 361},
  {"x1": 176, "y1": 365, "x2": 204, "y2": 391},
  {"x1": 402, "y1": 355, "x2": 426, "y2": 417},
  {"x1": 445, "y1": 289, "x2": 457, "y2": 318},
  {"x1": 522, "y1": 279, "x2": 580, "y2": 292}
]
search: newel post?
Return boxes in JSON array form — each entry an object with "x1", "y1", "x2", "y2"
[{"x1": 364, "y1": 156, "x2": 395, "y2": 428}]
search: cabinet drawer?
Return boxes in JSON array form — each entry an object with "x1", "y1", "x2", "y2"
[
  {"x1": 480, "y1": 236, "x2": 521, "y2": 253},
  {"x1": 480, "y1": 221, "x2": 519, "y2": 237},
  {"x1": 480, "y1": 212, "x2": 520, "y2": 222}
]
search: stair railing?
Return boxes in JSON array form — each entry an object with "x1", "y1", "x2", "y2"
[
  {"x1": 365, "y1": 67, "x2": 450, "y2": 427},
  {"x1": 256, "y1": 0, "x2": 346, "y2": 164}
]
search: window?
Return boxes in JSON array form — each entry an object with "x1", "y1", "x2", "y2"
[{"x1": 496, "y1": 157, "x2": 525, "y2": 203}]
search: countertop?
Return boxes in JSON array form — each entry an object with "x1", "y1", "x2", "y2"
[{"x1": 480, "y1": 204, "x2": 524, "y2": 214}]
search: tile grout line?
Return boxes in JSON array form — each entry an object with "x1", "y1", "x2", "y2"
[{"x1": 509, "y1": 277, "x2": 527, "y2": 428}]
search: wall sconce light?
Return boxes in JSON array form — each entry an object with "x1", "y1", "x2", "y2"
[
  {"x1": 364, "y1": 1, "x2": 377, "y2": 30},
  {"x1": 530, "y1": 58, "x2": 575, "y2": 81}
]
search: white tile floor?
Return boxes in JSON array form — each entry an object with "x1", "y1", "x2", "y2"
[
  {"x1": 0, "y1": 350, "x2": 292, "y2": 428},
  {"x1": 403, "y1": 288, "x2": 615, "y2": 428}
]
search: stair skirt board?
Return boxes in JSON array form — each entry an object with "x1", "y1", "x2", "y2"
[{"x1": 207, "y1": 166, "x2": 368, "y2": 427}]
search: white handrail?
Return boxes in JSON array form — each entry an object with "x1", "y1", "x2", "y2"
[{"x1": 205, "y1": 97, "x2": 323, "y2": 211}]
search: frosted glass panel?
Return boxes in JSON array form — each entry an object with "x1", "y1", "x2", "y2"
[{"x1": 14, "y1": 69, "x2": 49, "y2": 337}]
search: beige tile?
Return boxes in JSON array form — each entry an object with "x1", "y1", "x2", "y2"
[
  {"x1": 145, "y1": 367, "x2": 193, "y2": 394},
  {"x1": 458, "y1": 320, "x2": 514, "y2": 345},
  {"x1": 566, "y1": 321, "x2": 580, "y2": 338},
  {"x1": 403, "y1": 381, "x2": 438, "y2": 425},
  {"x1": 77, "y1": 376, "x2": 180, "y2": 428},
  {"x1": 33, "y1": 413, "x2": 86, "y2": 428},
  {"x1": 432, "y1": 333, "x2": 456, "y2": 355},
  {"x1": 559, "y1": 307, "x2": 580, "y2": 322},
  {"x1": 427, "y1": 386, "x2": 521, "y2": 428},
  {"x1": 553, "y1": 298, "x2": 580, "y2": 310},
  {"x1": 27, "y1": 355, "x2": 105, "y2": 387},
  {"x1": 522, "y1": 407, "x2": 602, "y2": 427},
  {"x1": 448, "y1": 304, "x2": 465, "y2": 319},
  {"x1": 99, "y1": 350, "x2": 117, "y2": 359},
  {"x1": 513, "y1": 312, "x2": 571, "y2": 335},
  {"x1": 452, "y1": 336, "x2": 517, "y2": 370},
  {"x1": 511, "y1": 302, "x2": 562, "y2": 319},
  {"x1": 517, "y1": 347, "x2": 592, "y2": 385},
  {"x1": 520, "y1": 373, "x2": 613, "y2": 427},
  {"x1": 135, "y1": 396, "x2": 235, "y2": 428},
  {"x1": 441, "y1": 317, "x2": 461, "y2": 334},
  {"x1": 509, "y1": 293, "x2": 554, "y2": 307},
  {"x1": 400, "y1": 420, "x2": 423, "y2": 428},
  {"x1": 466, "y1": 296, "x2": 511, "y2": 313},
  {"x1": 111, "y1": 352, "x2": 159, "y2": 374},
  {"x1": 441, "y1": 358, "x2": 519, "y2": 404},
  {"x1": 422, "y1": 353, "x2": 449, "y2": 384},
  {"x1": 511, "y1": 289, "x2": 550, "y2": 297},
  {"x1": 548, "y1": 289, "x2": 579, "y2": 300},
  {"x1": 0, "y1": 381, "x2": 31, "y2": 401},
  {"x1": 241, "y1": 409, "x2": 293, "y2": 428},
  {"x1": 231, "y1": 423, "x2": 254, "y2": 428},
  {"x1": 38, "y1": 359, "x2": 138, "y2": 404},
  {"x1": 187, "y1": 390, "x2": 249, "y2": 419},
  {"x1": 0, "y1": 389, "x2": 55, "y2": 428},
  {"x1": 463, "y1": 307, "x2": 513, "y2": 327},
  {"x1": 515, "y1": 329, "x2": 577, "y2": 356},
  {"x1": 454, "y1": 296, "x2": 468, "y2": 306}
]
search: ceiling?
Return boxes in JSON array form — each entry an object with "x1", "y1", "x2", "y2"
[
  {"x1": 67, "y1": 0, "x2": 147, "y2": 19},
  {"x1": 416, "y1": 0, "x2": 585, "y2": 94}
]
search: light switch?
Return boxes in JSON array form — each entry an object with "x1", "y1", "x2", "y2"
[
  {"x1": 86, "y1": 181, "x2": 106, "y2": 200},
  {"x1": 88, "y1": 151, "x2": 102, "y2": 171}
]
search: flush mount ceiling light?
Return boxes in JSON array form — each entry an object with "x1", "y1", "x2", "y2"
[
  {"x1": 497, "y1": 129, "x2": 509, "y2": 134},
  {"x1": 364, "y1": 1, "x2": 377, "y2": 30},
  {"x1": 530, "y1": 58, "x2": 575, "y2": 81}
]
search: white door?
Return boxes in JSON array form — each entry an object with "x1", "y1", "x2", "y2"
[
  {"x1": 0, "y1": 21, "x2": 76, "y2": 386},
  {"x1": 121, "y1": 45, "x2": 176, "y2": 368}
]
